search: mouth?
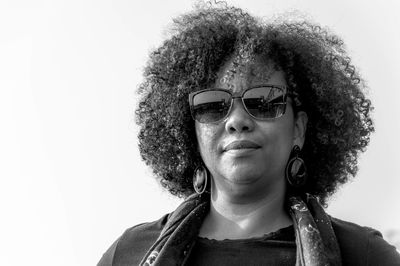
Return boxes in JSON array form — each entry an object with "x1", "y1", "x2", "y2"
[{"x1": 223, "y1": 140, "x2": 261, "y2": 152}]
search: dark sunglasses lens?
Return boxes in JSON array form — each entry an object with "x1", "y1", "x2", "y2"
[
  {"x1": 243, "y1": 87, "x2": 286, "y2": 119},
  {"x1": 192, "y1": 90, "x2": 231, "y2": 123}
]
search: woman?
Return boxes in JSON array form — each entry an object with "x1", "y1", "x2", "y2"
[{"x1": 98, "y1": 4, "x2": 400, "y2": 266}]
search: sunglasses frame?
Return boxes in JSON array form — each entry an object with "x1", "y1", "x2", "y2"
[{"x1": 188, "y1": 84, "x2": 290, "y2": 123}]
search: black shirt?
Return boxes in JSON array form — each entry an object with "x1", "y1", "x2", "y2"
[
  {"x1": 98, "y1": 215, "x2": 400, "y2": 265},
  {"x1": 186, "y1": 226, "x2": 296, "y2": 266}
]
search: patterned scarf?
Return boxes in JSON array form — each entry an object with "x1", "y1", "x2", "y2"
[{"x1": 139, "y1": 193, "x2": 342, "y2": 266}]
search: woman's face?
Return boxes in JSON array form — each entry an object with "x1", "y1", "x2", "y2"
[{"x1": 195, "y1": 56, "x2": 307, "y2": 200}]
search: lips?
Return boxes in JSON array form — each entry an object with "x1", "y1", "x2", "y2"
[{"x1": 223, "y1": 140, "x2": 261, "y2": 151}]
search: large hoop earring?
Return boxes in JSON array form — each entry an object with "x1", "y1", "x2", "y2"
[
  {"x1": 285, "y1": 145, "x2": 307, "y2": 188},
  {"x1": 193, "y1": 165, "x2": 208, "y2": 195}
]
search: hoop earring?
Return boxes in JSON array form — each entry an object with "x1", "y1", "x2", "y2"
[
  {"x1": 193, "y1": 165, "x2": 208, "y2": 195},
  {"x1": 285, "y1": 145, "x2": 307, "y2": 188}
]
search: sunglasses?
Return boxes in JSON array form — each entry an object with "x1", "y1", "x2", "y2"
[{"x1": 189, "y1": 85, "x2": 289, "y2": 123}]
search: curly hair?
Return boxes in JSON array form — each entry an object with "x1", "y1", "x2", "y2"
[{"x1": 135, "y1": 3, "x2": 374, "y2": 204}]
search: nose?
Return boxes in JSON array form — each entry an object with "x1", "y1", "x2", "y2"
[{"x1": 225, "y1": 98, "x2": 255, "y2": 133}]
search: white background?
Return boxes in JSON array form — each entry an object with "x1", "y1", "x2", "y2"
[{"x1": 0, "y1": 0, "x2": 399, "y2": 265}]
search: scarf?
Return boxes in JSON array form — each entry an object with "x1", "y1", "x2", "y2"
[{"x1": 139, "y1": 193, "x2": 342, "y2": 266}]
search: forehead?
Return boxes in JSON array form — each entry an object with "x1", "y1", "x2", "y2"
[{"x1": 214, "y1": 56, "x2": 287, "y2": 93}]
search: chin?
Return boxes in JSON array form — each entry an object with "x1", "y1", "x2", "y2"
[{"x1": 224, "y1": 169, "x2": 264, "y2": 185}]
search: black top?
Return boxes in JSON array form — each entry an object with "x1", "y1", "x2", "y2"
[
  {"x1": 186, "y1": 225, "x2": 296, "y2": 266},
  {"x1": 98, "y1": 215, "x2": 400, "y2": 265}
]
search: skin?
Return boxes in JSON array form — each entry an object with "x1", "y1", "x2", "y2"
[{"x1": 195, "y1": 56, "x2": 308, "y2": 239}]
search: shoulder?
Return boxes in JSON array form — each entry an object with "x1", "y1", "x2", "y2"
[
  {"x1": 97, "y1": 214, "x2": 170, "y2": 266},
  {"x1": 331, "y1": 217, "x2": 400, "y2": 265}
]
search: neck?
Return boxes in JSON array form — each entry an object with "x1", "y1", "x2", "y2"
[{"x1": 199, "y1": 181, "x2": 292, "y2": 240}]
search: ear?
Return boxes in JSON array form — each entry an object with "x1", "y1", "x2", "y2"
[{"x1": 293, "y1": 111, "x2": 308, "y2": 149}]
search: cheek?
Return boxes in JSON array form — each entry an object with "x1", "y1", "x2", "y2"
[
  {"x1": 277, "y1": 107, "x2": 296, "y2": 144},
  {"x1": 195, "y1": 123, "x2": 219, "y2": 156},
  {"x1": 261, "y1": 116, "x2": 296, "y2": 156},
  {"x1": 278, "y1": 121, "x2": 296, "y2": 160}
]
